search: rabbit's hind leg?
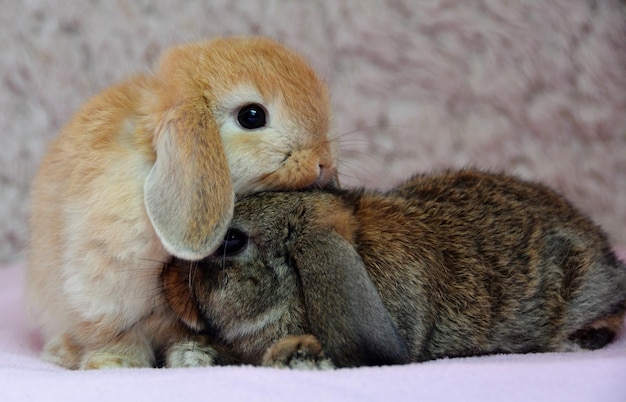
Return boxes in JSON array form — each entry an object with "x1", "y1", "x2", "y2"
[{"x1": 563, "y1": 313, "x2": 625, "y2": 351}]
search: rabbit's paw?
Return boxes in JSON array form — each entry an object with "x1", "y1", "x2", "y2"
[
  {"x1": 166, "y1": 339, "x2": 226, "y2": 367},
  {"x1": 42, "y1": 334, "x2": 84, "y2": 369},
  {"x1": 81, "y1": 351, "x2": 149, "y2": 369},
  {"x1": 263, "y1": 335, "x2": 335, "y2": 370}
]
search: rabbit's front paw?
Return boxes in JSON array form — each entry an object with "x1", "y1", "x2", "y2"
[
  {"x1": 82, "y1": 351, "x2": 148, "y2": 369},
  {"x1": 166, "y1": 338, "x2": 230, "y2": 368},
  {"x1": 263, "y1": 335, "x2": 335, "y2": 370}
]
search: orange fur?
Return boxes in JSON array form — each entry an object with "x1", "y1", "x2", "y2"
[
  {"x1": 312, "y1": 198, "x2": 358, "y2": 244},
  {"x1": 26, "y1": 36, "x2": 336, "y2": 369}
]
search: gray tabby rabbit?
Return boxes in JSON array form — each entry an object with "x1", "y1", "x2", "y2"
[{"x1": 162, "y1": 169, "x2": 626, "y2": 369}]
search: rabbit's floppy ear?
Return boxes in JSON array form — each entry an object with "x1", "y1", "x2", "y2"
[
  {"x1": 145, "y1": 102, "x2": 234, "y2": 260},
  {"x1": 292, "y1": 230, "x2": 410, "y2": 367}
]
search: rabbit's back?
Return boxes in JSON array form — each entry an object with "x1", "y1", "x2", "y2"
[{"x1": 350, "y1": 170, "x2": 626, "y2": 361}]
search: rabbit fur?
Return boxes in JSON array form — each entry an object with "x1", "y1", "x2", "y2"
[
  {"x1": 26, "y1": 36, "x2": 337, "y2": 369},
  {"x1": 163, "y1": 169, "x2": 626, "y2": 369}
]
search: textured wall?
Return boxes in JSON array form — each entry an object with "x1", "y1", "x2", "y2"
[{"x1": 1, "y1": 0, "x2": 625, "y2": 263}]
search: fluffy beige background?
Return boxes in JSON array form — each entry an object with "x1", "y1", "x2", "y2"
[{"x1": 1, "y1": 0, "x2": 625, "y2": 263}]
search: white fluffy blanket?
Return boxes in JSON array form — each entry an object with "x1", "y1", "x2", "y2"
[{"x1": 1, "y1": 253, "x2": 625, "y2": 402}]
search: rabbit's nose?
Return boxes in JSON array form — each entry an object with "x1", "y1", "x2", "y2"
[
  {"x1": 315, "y1": 145, "x2": 337, "y2": 185},
  {"x1": 315, "y1": 164, "x2": 339, "y2": 189}
]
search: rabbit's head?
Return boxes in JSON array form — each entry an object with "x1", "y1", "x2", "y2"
[
  {"x1": 163, "y1": 190, "x2": 409, "y2": 367},
  {"x1": 144, "y1": 37, "x2": 336, "y2": 260}
]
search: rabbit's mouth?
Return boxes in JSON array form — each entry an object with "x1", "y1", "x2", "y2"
[
  {"x1": 245, "y1": 149, "x2": 337, "y2": 193},
  {"x1": 311, "y1": 166, "x2": 340, "y2": 190}
]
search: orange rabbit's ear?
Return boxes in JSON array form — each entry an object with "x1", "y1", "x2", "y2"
[{"x1": 144, "y1": 102, "x2": 234, "y2": 260}]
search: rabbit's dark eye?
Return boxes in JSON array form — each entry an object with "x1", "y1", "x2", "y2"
[
  {"x1": 237, "y1": 103, "x2": 267, "y2": 129},
  {"x1": 213, "y1": 228, "x2": 249, "y2": 257}
]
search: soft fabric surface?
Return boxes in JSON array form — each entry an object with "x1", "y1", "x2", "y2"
[
  {"x1": 2, "y1": 0, "x2": 626, "y2": 263},
  {"x1": 2, "y1": 252, "x2": 625, "y2": 402}
]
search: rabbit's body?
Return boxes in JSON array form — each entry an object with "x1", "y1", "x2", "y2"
[
  {"x1": 164, "y1": 170, "x2": 626, "y2": 368},
  {"x1": 27, "y1": 37, "x2": 337, "y2": 369}
]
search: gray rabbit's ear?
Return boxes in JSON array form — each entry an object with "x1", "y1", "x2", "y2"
[
  {"x1": 145, "y1": 103, "x2": 234, "y2": 260},
  {"x1": 292, "y1": 230, "x2": 409, "y2": 367}
]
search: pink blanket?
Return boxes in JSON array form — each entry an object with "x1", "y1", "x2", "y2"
[{"x1": 2, "y1": 253, "x2": 625, "y2": 402}]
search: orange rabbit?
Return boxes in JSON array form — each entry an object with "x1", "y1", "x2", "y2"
[{"x1": 26, "y1": 37, "x2": 337, "y2": 369}]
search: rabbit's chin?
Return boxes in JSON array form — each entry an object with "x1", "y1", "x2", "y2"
[{"x1": 238, "y1": 165, "x2": 337, "y2": 196}]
